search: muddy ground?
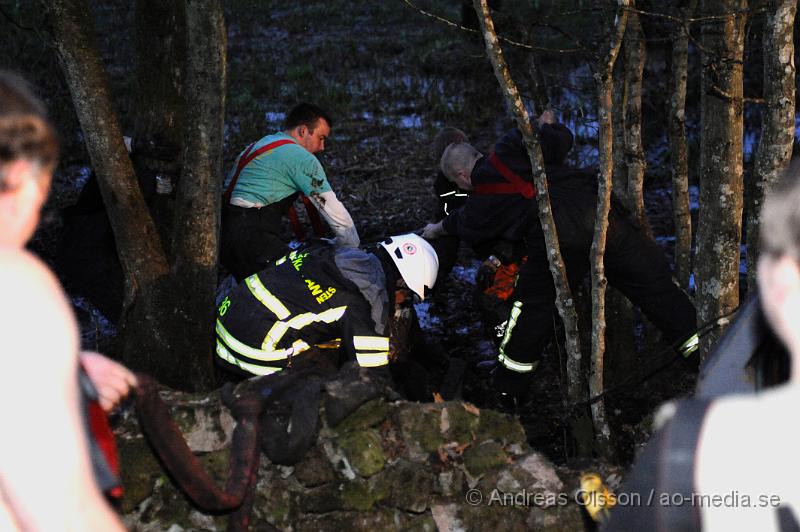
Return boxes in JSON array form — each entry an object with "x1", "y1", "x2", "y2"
[{"x1": 24, "y1": 0, "x2": 700, "y2": 469}]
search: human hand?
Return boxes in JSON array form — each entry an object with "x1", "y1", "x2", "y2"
[
  {"x1": 421, "y1": 222, "x2": 445, "y2": 239},
  {"x1": 79, "y1": 351, "x2": 138, "y2": 412},
  {"x1": 537, "y1": 109, "x2": 556, "y2": 126}
]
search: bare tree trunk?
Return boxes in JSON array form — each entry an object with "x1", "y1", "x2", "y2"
[
  {"x1": 590, "y1": 0, "x2": 629, "y2": 461},
  {"x1": 696, "y1": 0, "x2": 746, "y2": 355},
  {"x1": 472, "y1": 0, "x2": 588, "y2": 452},
  {"x1": 168, "y1": 0, "x2": 227, "y2": 390},
  {"x1": 612, "y1": 57, "x2": 629, "y2": 205},
  {"x1": 669, "y1": 0, "x2": 697, "y2": 291},
  {"x1": 607, "y1": 56, "x2": 637, "y2": 386},
  {"x1": 46, "y1": 0, "x2": 170, "y2": 306},
  {"x1": 46, "y1": 0, "x2": 220, "y2": 390},
  {"x1": 745, "y1": 0, "x2": 796, "y2": 291},
  {"x1": 133, "y1": 0, "x2": 186, "y2": 256},
  {"x1": 622, "y1": 10, "x2": 651, "y2": 239}
]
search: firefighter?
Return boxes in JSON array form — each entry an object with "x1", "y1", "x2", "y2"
[
  {"x1": 422, "y1": 114, "x2": 697, "y2": 398},
  {"x1": 215, "y1": 234, "x2": 438, "y2": 377},
  {"x1": 430, "y1": 126, "x2": 528, "y2": 344},
  {"x1": 220, "y1": 102, "x2": 360, "y2": 280}
]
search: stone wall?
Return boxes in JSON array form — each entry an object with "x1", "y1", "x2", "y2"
[{"x1": 116, "y1": 387, "x2": 585, "y2": 531}]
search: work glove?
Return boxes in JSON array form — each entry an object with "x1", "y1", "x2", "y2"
[{"x1": 475, "y1": 255, "x2": 501, "y2": 291}]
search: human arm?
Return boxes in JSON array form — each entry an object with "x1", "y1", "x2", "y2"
[
  {"x1": 307, "y1": 190, "x2": 360, "y2": 247},
  {"x1": 80, "y1": 351, "x2": 138, "y2": 412},
  {"x1": 0, "y1": 251, "x2": 125, "y2": 531},
  {"x1": 422, "y1": 220, "x2": 447, "y2": 239}
]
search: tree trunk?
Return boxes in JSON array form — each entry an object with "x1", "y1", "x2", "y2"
[
  {"x1": 590, "y1": 0, "x2": 629, "y2": 461},
  {"x1": 46, "y1": 0, "x2": 220, "y2": 390},
  {"x1": 612, "y1": 57, "x2": 628, "y2": 206},
  {"x1": 472, "y1": 0, "x2": 589, "y2": 454},
  {"x1": 669, "y1": 0, "x2": 697, "y2": 291},
  {"x1": 168, "y1": 0, "x2": 227, "y2": 390},
  {"x1": 622, "y1": 10, "x2": 651, "y2": 239},
  {"x1": 45, "y1": 0, "x2": 170, "y2": 309},
  {"x1": 745, "y1": 0, "x2": 796, "y2": 291},
  {"x1": 132, "y1": 0, "x2": 186, "y2": 257},
  {"x1": 696, "y1": 0, "x2": 746, "y2": 355}
]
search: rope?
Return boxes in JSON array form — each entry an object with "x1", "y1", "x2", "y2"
[{"x1": 573, "y1": 307, "x2": 740, "y2": 411}]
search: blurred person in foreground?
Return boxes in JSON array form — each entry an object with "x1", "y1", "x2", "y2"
[{"x1": 0, "y1": 71, "x2": 135, "y2": 530}]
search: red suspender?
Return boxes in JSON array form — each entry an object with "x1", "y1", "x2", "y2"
[
  {"x1": 287, "y1": 195, "x2": 325, "y2": 242},
  {"x1": 473, "y1": 151, "x2": 536, "y2": 199},
  {"x1": 301, "y1": 194, "x2": 325, "y2": 237},
  {"x1": 224, "y1": 137, "x2": 326, "y2": 242},
  {"x1": 223, "y1": 138, "x2": 296, "y2": 203}
]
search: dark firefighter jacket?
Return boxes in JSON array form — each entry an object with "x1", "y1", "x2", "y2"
[
  {"x1": 215, "y1": 242, "x2": 391, "y2": 376},
  {"x1": 441, "y1": 124, "x2": 581, "y2": 249}
]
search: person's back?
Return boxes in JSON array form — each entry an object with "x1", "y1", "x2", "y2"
[
  {"x1": 0, "y1": 71, "x2": 127, "y2": 530},
  {"x1": 216, "y1": 234, "x2": 439, "y2": 378}
]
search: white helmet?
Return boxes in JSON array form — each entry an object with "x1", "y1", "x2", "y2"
[{"x1": 379, "y1": 234, "x2": 439, "y2": 300}]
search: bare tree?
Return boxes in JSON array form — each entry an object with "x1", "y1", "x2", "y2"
[
  {"x1": 472, "y1": 0, "x2": 587, "y2": 450},
  {"x1": 745, "y1": 0, "x2": 796, "y2": 291},
  {"x1": 695, "y1": 0, "x2": 746, "y2": 354},
  {"x1": 622, "y1": 10, "x2": 652, "y2": 239},
  {"x1": 589, "y1": 0, "x2": 630, "y2": 460},
  {"x1": 46, "y1": 0, "x2": 226, "y2": 390},
  {"x1": 669, "y1": 0, "x2": 698, "y2": 290}
]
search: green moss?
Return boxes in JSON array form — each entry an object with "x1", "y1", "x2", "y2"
[
  {"x1": 341, "y1": 479, "x2": 377, "y2": 511},
  {"x1": 463, "y1": 441, "x2": 509, "y2": 477},
  {"x1": 117, "y1": 436, "x2": 163, "y2": 513},
  {"x1": 337, "y1": 430, "x2": 385, "y2": 477},
  {"x1": 476, "y1": 409, "x2": 527, "y2": 446},
  {"x1": 397, "y1": 404, "x2": 444, "y2": 455},
  {"x1": 334, "y1": 398, "x2": 393, "y2": 433},
  {"x1": 442, "y1": 403, "x2": 479, "y2": 444}
]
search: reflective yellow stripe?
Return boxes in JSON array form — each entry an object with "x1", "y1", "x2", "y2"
[
  {"x1": 216, "y1": 319, "x2": 291, "y2": 361},
  {"x1": 245, "y1": 275, "x2": 291, "y2": 319},
  {"x1": 263, "y1": 321, "x2": 289, "y2": 351},
  {"x1": 498, "y1": 301, "x2": 522, "y2": 353},
  {"x1": 498, "y1": 354, "x2": 538, "y2": 373},
  {"x1": 354, "y1": 336, "x2": 390, "y2": 351},
  {"x1": 679, "y1": 333, "x2": 699, "y2": 357},
  {"x1": 356, "y1": 351, "x2": 389, "y2": 367},
  {"x1": 498, "y1": 301, "x2": 537, "y2": 373},
  {"x1": 275, "y1": 256, "x2": 287, "y2": 266},
  {"x1": 286, "y1": 306, "x2": 347, "y2": 329},
  {"x1": 292, "y1": 339, "x2": 311, "y2": 355},
  {"x1": 261, "y1": 306, "x2": 347, "y2": 351},
  {"x1": 216, "y1": 340, "x2": 283, "y2": 376}
]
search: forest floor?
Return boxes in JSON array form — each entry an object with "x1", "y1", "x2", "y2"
[{"x1": 28, "y1": 0, "x2": 700, "y2": 470}]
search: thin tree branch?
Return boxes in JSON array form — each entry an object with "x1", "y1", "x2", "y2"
[{"x1": 399, "y1": 0, "x2": 584, "y2": 54}]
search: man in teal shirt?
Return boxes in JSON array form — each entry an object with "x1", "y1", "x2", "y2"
[{"x1": 221, "y1": 103, "x2": 360, "y2": 280}]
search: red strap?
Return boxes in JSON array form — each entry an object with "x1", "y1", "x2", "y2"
[
  {"x1": 87, "y1": 400, "x2": 123, "y2": 498},
  {"x1": 223, "y1": 139, "x2": 296, "y2": 203},
  {"x1": 473, "y1": 151, "x2": 536, "y2": 199},
  {"x1": 287, "y1": 203, "x2": 305, "y2": 241},
  {"x1": 301, "y1": 194, "x2": 325, "y2": 237}
]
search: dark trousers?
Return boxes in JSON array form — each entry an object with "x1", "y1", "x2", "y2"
[
  {"x1": 501, "y1": 207, "x2": 697, "y2": 367},
  {"x1": 220, "y1": 203, "x2": 289, "y2": 281}
]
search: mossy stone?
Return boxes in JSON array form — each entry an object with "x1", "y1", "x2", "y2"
[
  {"x1": 341, "y1": 479, "x2": 378, "y2": 511},
  {"x1": 294, "y1": 448, "x2": 337, "y2": 487},
  {"x1": 117, "y1": 436, "x2": 163, "y2": 513},
  {"x1": 397, "y1": 404, "x2": 444, "y2": 456},
  {"x1": 337, "y1": 429, "x2": 385, "y2": 477},
  {"x1": 333, "y1": 398, "x2": 393, "y2": 434},
  {"x1": 442, "y1": 403, "x2": 479, "y2": 444},
  {"x1": 463, "y1": 440, "x2": 508, "y2": 477},
  {"x1": 476, "y1": 409, "x2": 527, "y2": 445}
]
